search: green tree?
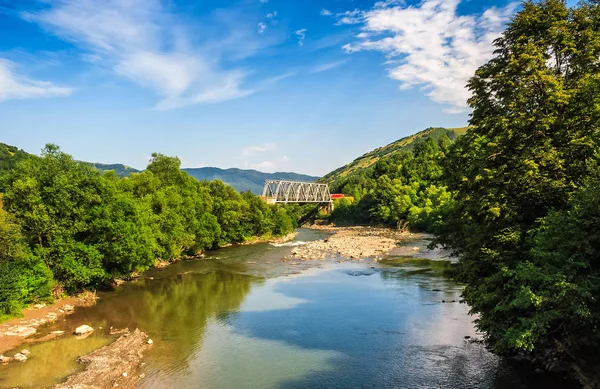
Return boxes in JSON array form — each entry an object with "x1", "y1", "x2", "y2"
[{"x1": 435, "y1": 0, "x2": 600, "y2": 357}]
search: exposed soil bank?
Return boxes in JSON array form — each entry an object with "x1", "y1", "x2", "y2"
[
  {"x1": 0, "y1": 292, "x2": 97, "y2": 356},
  {"x1": 288, "y1": 226, "x2": 406, "y2": 260},
  {"x1": 53, "y1": 329, "x2": 152, "y2": 389}
]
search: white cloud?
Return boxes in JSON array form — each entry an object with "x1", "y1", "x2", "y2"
[
  {"x1": 258, "y1": 22, "x2": 267, "y2": 34},
  {"x1": 21, "y1": 0, "x2": 265, "y2": 110},
  {"x1": 310, "y1": 59, "x2": 348, "y2": 73},
  {"x1": 241, "y1": 142, "x2": 277, "y2": 157},
  {"x1": 267, "y1": 11, "x2": 277, "y2": 19},
  {"x1": 339, "y1": 0, "x2": 518, "y2": 113},
  {"x1": 295, "y1": 28, "x2": 307, "y2": 46},
  {"x1": 335, "y1": 10, "x2": 364, "y2": 25},
  {"x1": 320, "y1": 9, "x2": 333, "y2": 16},
  {"x1": 250, "y1": 160, "x2": 275, "y2": 170},
  {"x1": 0, "y1": 58, "x2": 72, "y2": 102}
]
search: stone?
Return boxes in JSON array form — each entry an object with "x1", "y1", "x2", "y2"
[
  {"x1": 75, "y1": 325, "x2": 94, "y2": 335},
  {"x1": 122, "y1": 372, "x2": 128, "y2": 377},
  {"x1": 63, "y1": 304, "x2": 75, "y2": 312},
  {"x1": 0, "y1": 355, "x2": 10, "y2": 364},
  {"x1": 21, "y1": 349, "x2": 31, "y2": 356},
  {"x1": 6, "y1": 326, "x2": 37, "y2": 337},
  {"x1": 13, "y1": 353, "x2": 27, "y2": 362},
  {"x1": 147, "y1": 339, "x2": 153, "y2": 345},
  {"x1": 34, "y1": 303, "x2": 46, "y2": 309}
]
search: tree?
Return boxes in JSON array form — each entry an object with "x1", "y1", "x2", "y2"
[{"x1": 435, "y1": 0, "x2": 600, "y2": 356}]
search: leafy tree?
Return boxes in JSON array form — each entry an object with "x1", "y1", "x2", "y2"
[{"x1": 435, "y1": 0, "x2": 600, "y2": 358}]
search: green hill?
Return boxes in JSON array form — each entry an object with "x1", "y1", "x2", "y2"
[
  {"x1": 0, "y1": 143, "x2": 319, "y2": 194},
  {"x1": 82, "y1": 162, "x2": 140, "y2": 177},
  {"x1": 183, "y1": 167, "x2": 320, "y2": 194},
  {"x1": 320, "y1": 127, "x2": 467, "y2": 187}
]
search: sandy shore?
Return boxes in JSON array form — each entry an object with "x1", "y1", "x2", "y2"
[{"x1": 288, "y1": 226, "x2": 407, "y2": 261}]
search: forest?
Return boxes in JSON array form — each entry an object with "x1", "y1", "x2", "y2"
[
  {"x1": 0, "y1": 146, "x2": 297, "y2": 319},
  {"x1": 329, "y1": 0, "x2": 600, "y2": 375}
]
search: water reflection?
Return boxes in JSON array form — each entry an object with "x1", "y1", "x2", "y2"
[{"x1": 0, "y1": 230, "x2": 580, "y2": 389}]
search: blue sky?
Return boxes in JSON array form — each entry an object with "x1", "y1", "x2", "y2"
[{"x1": 0, "y1": 0, "x2": 577, "y2": 175}]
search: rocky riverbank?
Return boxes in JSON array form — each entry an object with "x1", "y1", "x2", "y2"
[
  {"x1": 0, "y1": 291, "x2": 98, "y2": 357},
  {"x1": 53, "y1": 329, "x2": 152, "y2": 389},
  {"x1": 287, "y1": 226, "x2": 406, "y2": 261}
]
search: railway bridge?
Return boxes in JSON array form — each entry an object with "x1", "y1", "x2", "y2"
[{"x1": 262, "y1": 180, "x2": 332, "y2": 204}]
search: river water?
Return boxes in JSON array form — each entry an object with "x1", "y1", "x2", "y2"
[{"x1": 0, "y1": 229, "x2": 578, "y2": 389}]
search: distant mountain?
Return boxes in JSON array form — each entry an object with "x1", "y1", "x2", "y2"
[
  {"x1": 1, "y1": 142, "x2": 319, "y2": 194},
  {"x1": 82, "y1": 162, "x2": 140, "y2": 177},
  {"x1": 183, "y1": 167, "x2": 320, "y2": 194},
  {"x1": 320, "y1": 127, "x2": 468, "y2": 187}
]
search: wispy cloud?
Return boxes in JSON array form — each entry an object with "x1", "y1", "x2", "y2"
[
  {"x1": 338, "y1": 0, "x2": 517, "y2": 113},
  {"x1": 295, "y1": 28, "x2": 307, "y2": 46},
  {"x1": 320, "y1": 9, "x2": 333, "y2": 16},
  {"x1": 258, "y1": 22, "x2": 267, "y2": 34},
  {"x1": 310, "y1": 59, "x2": 348, "y2": 73},
  {"x1": 241, "y1": 142, "x2": 277, "y2": 157},
  {"x1": 0, "y1": 58, "x2": 72, "y2": 102},
  {"x1": 21, "y1": 0, "x2": 277, "y2": 110},
  {"x1": 250, "y1": 160, "x2": 275, "y2": 170}
]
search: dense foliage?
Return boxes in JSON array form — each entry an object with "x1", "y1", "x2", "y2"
[
  {"x1": 435, "y1": 0, "x2": 600, "y2": 366},
  {"x1": 0, "y1": 146, "x2": 296, "y2": 317},
  {"x1": 330, "y1": 134, "x2": 454, "y2": 231}
]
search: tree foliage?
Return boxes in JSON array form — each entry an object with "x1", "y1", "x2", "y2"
[
  {"x1": 330, "y1": 135, "x2": 454, "y2": 231},
  {"x1": 435, "y1": 0, "x2": 600, "y2": 360},
  {"x1": 0, "y1": 146, "x2": 296, "y2": 316}
]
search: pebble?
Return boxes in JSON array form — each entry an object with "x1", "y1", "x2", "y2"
[
  {"x1": 75, "y1": 325, "x2": 94, "y2": 335},
  {"x1": 13, "y1": 353, "x2": 27, "y2": 362},
  {"x1": 147, "y1": 339, "x2": 153, "y2": 345}
]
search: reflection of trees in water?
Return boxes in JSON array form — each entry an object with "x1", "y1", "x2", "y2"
[
  {"x1": 379, "y1": 258, "x2": 454, "y2": 279},
  {"x1": 84, "y1": 270, "x2": 261, "y2": 370}
]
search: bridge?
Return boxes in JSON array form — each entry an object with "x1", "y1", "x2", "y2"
[{"x1": 262, "y1": 180, "x2": 332, "y2": 204}]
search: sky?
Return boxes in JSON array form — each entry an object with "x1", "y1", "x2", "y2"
[{"x1": 0, "y1": 0, "x2": 578, "y2": 175}]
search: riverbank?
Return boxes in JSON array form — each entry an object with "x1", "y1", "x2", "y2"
[
  {"x1": 53, "y1": 329, "x2": 152, "y2": 389},
  {"x1": 288, "y1": 226, "x2": 406, "y2": 260},
  {"x1": 0, "y1": 292, "x2": 97, "y2": 356}
]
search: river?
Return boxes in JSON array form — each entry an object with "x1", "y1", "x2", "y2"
[{"x1": 0, "y1": 229, "x2": 579, "y2": 388}]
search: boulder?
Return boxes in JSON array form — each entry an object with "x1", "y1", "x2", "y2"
[
  {"x1": 63, "y1": 304, "x2": 75, "y2": 312},
  {"x1": 21, "y1": 349, "x2": 31, "y2": 356},
  {"x1": 34, "y1": 303, "x2": 46, "y2": 309},
  {"x1": 75, "y1": 325, "x2": 94, "y2": 335},
  {"x1": 0, "y1": 355, "x2": 11, "y2": 364},
  {"x1": 13, "y1": 353, "x2": 27, "y2": 362}
]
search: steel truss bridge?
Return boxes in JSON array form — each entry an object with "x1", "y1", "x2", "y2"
[{"x1": 262, "y1": 180, "x2": 332, "y2": 204}]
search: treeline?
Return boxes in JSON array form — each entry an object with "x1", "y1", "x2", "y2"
[
  {"x1": 332, "y1": 0, "x2": 600, "y2": 378},
  {"x1": 0, "y1": 146, "x2": 296, "y2": 318},
  {"x1": 329, "y1": 134, "x2": 453, "y2": 232}
]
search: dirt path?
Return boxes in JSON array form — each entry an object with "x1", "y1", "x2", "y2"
[
  {"x1": 53, "y1": 329, "x2": 152, "y2": 389},
  {"x1": 288, "y1": 226, "x2": 406, "y2": 261}
]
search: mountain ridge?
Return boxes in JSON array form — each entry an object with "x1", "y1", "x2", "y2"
[{"x1": 319, "y1": 126, "x2": 468, "y2": 188}]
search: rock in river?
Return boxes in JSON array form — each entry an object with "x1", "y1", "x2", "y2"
[
  {"x1": 75, "y1": 325, "x2": 94, "y2": 335},
  {"x1": 13, "y1": 353, "x2": 27, "y2": 362}
]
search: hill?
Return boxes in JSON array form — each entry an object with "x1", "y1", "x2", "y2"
[
  {"x1": 183, "y1": 167, "x2": 320, "y2": 194},
  {"x1": 320, "y1": 127, "x2": 467, "y2": 187},
  {"x1": 82, "y1": 162, "x2": 140, "y2": 177}
]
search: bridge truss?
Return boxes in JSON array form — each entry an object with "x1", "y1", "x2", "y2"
[{"x1": 262, "y1": 180, "x2": 332, "y2": 204}]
